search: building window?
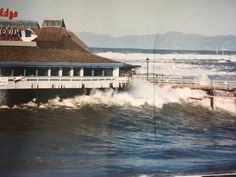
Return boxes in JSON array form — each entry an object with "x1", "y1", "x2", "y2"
[
  {"x1": 84, "y1": 68, "x2": 93, "y2": 76},
  {"x1": 62, "y1": 68, "x2": 70, "y2": 76},
  {"x1": 0, "y1": 68, "x2": 13, "y2": 76},
  {"x1": 104, "y1": 69, "x2": 113, "y2": 76},
  {"x1": 26, "y1": 67, "x2": 37, "y2": 76},
  {"x1": 12, "y1": 67, "x2": 25, "y2": 76},
  {"x1": 119, "y1": 69, "x2": 131, "y2": 77},
  {"x1": 38, "y1": 68, "x2": 48, "y2": 76},
  {"x1": 43, "y1": 20, "x2": 63, "y2": 27},
  {"x1": 74, "y1": 68, "x2": 80, "y2": 76},
  {"x1": 94, "y1": 69, "x2": 103, "y2": 76},
  {"x1": 0, "y1": 20, "x2": 39, "y2": 29},
  {"x1": 51, "y1": 68, "x2": 59, "y2": 76}
]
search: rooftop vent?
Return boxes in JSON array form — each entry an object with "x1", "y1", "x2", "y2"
[{"x1": 42, "y1": 18, "x2": 66, "y2": 28}]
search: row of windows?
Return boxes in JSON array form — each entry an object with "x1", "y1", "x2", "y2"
[
  {"x1": 84, "y1": 68, "x2": 113, "y2": 77},
  {"x1": 42, "y1": 20, "x2": 65, "y2": 27},
  {"x1": 0, "y1": 68, "x2": 113, "y2": 77}
]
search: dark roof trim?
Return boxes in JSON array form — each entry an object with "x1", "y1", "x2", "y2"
[
  {"x1": 0, "y1": 19, "x2": 40, "y2": 29},
  {"x1": 122, "y1": 63, "x2": 141, "y2": 69},
  {"x1": 0, "y1": 61, "x2": 123, "y2": 68}
]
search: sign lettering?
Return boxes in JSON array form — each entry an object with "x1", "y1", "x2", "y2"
[
  {"x1": 0, "y1": 8, "x2": 18, "y2": 20},
  {"x1": 0, "y1": 26, "x2": 37, "y2": 41},
  {"x1": 0, "y1": 27, "x2": 19, "y2": 37}
]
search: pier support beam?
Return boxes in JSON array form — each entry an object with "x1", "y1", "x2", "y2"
[
  {"x1": 35, "y1": 91, "x2": 40, "y2": 107},
  {"x1": 207, "y1": 89, "x2": 215, "y2": 110},
  {"x1": 210, "y1": 96, "x2": 214, "y2": 110}
]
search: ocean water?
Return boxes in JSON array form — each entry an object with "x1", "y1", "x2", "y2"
[
  {"x1": 0, "y1": 48, "x2": 236, "y2": 177},
  {"x1": 95, "y1": 48, "x2": 236, "y2": 80}
]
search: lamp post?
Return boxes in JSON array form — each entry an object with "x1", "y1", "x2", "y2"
[
  {"x1": 146, "y1": 58, "x2": 150, "y2": 78},
  {"x1": 173, "y1": 58, "x2": 176, "y2": 76}
]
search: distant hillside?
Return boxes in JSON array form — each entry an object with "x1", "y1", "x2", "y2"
[{"x1": 77, "y1": 32, "x2": 236, "y2": 51}]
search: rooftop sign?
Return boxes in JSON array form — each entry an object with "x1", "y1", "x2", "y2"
[
  {"x1": 0, "y1": 26, "x2": 37, "y2": 42},
  {"x1": 0, "y1": 8, "x2": 18, "y2": 20}
]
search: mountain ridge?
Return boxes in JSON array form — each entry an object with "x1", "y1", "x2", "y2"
[{"x1": 77, "y1": 32, "x2": 236, "y2": 51}]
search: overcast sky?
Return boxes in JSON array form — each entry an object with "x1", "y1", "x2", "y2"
[{"x1": 1, "y1": 0, "x2": 236, "y2": 37}]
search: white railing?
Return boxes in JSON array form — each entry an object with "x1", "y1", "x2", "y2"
[
  {"x1": 145, "y1": 75, "x2": 236, "y2": 90},
  {"x1": 0, "y1": 76, "x2": 129, "y2": 90}
]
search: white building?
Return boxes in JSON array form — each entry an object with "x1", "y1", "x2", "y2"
[{"x1": 0, "y1": 19, "x2": 136, "y2": 105}]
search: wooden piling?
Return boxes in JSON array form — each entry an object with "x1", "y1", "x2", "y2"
[{"x1": 210, "y1": 96, "x2": 214, "y2": 110}]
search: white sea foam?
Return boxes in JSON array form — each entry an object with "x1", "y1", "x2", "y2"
[
  {"x1": 0, "y1": 51, "x2": 235, "y2": 114},
  {"x1": 96, "y1": 52, "x2": 236, "y2": 62},
  {"x1": 138, "y1": 175, "x2": 154, "y2": 177},
  {"x1": 0, "y1": 78, "x2": 235, "y2": 114},
  {"x1": 35, "y1": 79, "x2": 236, "y2": 114},
  {"x1": 97, "y1": 52, "x2": 236, "y2": 79},
  {"x1": 10, "y1": 79, "x2": 198, "y2": 108}
]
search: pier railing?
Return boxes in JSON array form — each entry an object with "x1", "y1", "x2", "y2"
[
  {"x1": 145, "y1": 75, "x2": 236, "y2": 91},
  {"x1": 0, "y1": 76, "x2": 129, "y2": 90}
]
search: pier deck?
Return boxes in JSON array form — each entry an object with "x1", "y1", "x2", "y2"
[
  {"x1": 146, "y1": 75, "x2": 236, "y2": 92},
  {"x1": 143, "y1": 75, "x2": 236, "y2": 109}
]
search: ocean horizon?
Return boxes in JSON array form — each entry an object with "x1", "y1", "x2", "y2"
[{"x1": 91, "y1": 47, "x2": 236, "y2": 55}]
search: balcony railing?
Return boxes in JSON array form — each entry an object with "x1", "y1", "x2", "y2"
[{"x1": 0, "y1": 76, "x2": 129, "y2": 90}]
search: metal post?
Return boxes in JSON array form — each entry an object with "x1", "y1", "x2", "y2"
[
  {"x1": 173, "y1": 58, "x2": 176, "y2": 76},
  {"x1": 146, "y1": 58, "x2": 150, "y2": 78},
  {"x1": 224, "y1": 81, "x2": 227, "y2": 90}
]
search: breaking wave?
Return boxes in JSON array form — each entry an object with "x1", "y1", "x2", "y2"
[
  {"x1": 1, "y1": 79, "x2": 235, "y2": 114},
  {"x1": 96, "y1": 52, "x2": 236, "y2": 78},
  {"x1": 0, "y1": 51, "x2": 235, "y2": 113},
  {"x1": 96, "y1": 52, "x2": 236, "y2": 62}
]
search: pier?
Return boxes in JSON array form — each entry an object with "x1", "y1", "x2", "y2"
[
  {"x1": 146, "y1": 75, "x2": 236, "y2": 93},
  {"x1": 142, "y1": 75, "x2": 236, "y2": 110}
]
